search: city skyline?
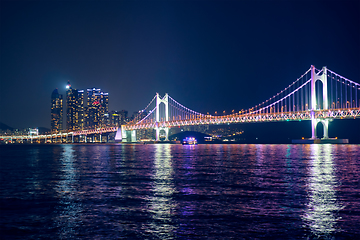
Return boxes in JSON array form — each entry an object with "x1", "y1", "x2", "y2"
[
  {"x1": 51, "y1": 80, "x2": 128, "y2": 133},
  {"x1": 50, "y1": 88, "x2": 63, "y2": 133},
  {"x1": 2, "y1": 65, "x2": 360, "y2": 143},
  {"x1": 1, "y1": 0, "x2": 359, "y2": 129}
]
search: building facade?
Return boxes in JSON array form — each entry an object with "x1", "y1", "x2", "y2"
[
  {"x1": 107, "y1": 110, "x2": 129, "y2": 127},
  {"x1": 51, "y1": 89, "x2": 63, "y2": 133},
  {"x1": 66, "y1": 81, "x2": 84, "y2": 131},
  {"x1": 86, "y1": 88, "x2": 109, "y2": 128},
  {"x1": 51, "y1": 82, "x2": 115, "y2": 132}
]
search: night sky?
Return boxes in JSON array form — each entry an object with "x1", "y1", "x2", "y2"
[{"x1": 1, "y1": 0, "x2": 359, "y2": 129}]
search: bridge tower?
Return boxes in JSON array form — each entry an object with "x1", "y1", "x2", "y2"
[
  {"x1": 310, "y1": 65, "x2": 329, "y2": 139},
  {"x1": 119, "y1": 127, "x2": 136, "y2": 143},
  {"x1": 155, "y1": 93, "x2": 169, "y2": 141}
]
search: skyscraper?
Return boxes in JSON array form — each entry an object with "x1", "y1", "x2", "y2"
[
  {"x1": 51, "y1": 88, "x2": 63, "y2": 133},
  {"x1": 66, "y1": 81, "x2": 84, "y2": 131},
  {"x1": 86, "y1": 88, "x2": 109, "y2": 128}
]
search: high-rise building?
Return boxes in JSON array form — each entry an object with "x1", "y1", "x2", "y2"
[
  {"x1": 86, "y1": 88, "x2": 109, "y2": 128},
  {"x1": 66, "y1": 81, "x2": 84, "y2": 131},
  {"x1": 51, "y1": 89, "x2": 63, "y2": 133},
  {"x1": 130, "y1": 110, "x2": 148, "y2": 122},
  {"x1": 119, "y1": 110, "x2": 129, "y2": 124},
  {"x1": 107, "y1": 110, "x2": 128, "y2": 127},
  {"x1": 77, "y1": 90, "x2": 85, "y2": 130}
]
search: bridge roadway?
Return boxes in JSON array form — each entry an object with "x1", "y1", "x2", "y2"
[
  {"x1": 0, "y1": 127, "x2": 118, "y2": 143},
  {"x1": 1, "y1": 108, "x2": 359, "y2": 143},
  {"x1": 122, "y1": 108, "x2": 360, "y2": 131}
]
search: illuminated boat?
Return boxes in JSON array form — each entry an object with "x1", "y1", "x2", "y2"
[{"x1": 182, "y1": 137, "x2": 197, "y2": 145}]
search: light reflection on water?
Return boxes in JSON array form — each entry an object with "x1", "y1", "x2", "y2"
[
  {"x1": 54, "y1": 145, "x2": 82, "y2": 238},
  {"x1": 1, "y1": 144, "x2": 360, "y2": 239},
  {"x1": 146, "y1": 144, "x2": 177, "y2": 239},
  {"x1": 303, "y1": 144, "x2": 342, "y2": 238}
]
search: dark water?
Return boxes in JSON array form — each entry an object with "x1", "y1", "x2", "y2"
[{"x1": 1, "y1": 144, "x2": 359, "y2": 239}]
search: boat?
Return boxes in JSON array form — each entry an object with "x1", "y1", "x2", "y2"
[{"x1": 182, "y1": 137, "x2": 197, "y2": 145}]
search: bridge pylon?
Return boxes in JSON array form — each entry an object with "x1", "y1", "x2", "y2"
[
  {"x1": 155, "y1": 93, "x2": 169, "y2": 141},
  {"x1": 310, "y1": 65, "x2": 328, "y2": 139},
  {"x1": 119, "y1": 126, "x2": 136, "y2": 143}
]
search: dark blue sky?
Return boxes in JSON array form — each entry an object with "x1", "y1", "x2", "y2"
[{"x1": 1, "y1": 0, "x2": 359, "y2": 129}]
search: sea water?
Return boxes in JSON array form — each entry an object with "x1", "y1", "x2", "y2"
[{"x1": 1, "y1": 144, "x2": 359, "y2": 239}]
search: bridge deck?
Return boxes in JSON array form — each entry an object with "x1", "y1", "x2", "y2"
[{"x1": 123, "y1": 108, "x2": 360, "y2": 130}]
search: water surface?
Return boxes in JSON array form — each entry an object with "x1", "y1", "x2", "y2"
[{"x1": 1, "y1": 144, "x2": 359, "y2": 239}]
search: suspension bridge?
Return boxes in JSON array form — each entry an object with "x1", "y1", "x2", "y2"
[
  {"x1": 120, "y1": 65, "x2": 360, "y2": 143},
  {"x1": 1, "y1": 65, "x2": 359, "y2": 144}
]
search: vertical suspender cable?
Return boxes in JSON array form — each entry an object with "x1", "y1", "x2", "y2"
[
  {"x1": 293, "y1": 82, "x2": 295, "y2": 112},
  {"x1": 330, "y1": 73, "x2": 333, "y2": 109},
  {"x1": 345, "y1": 79, "x2": 347, "y2": 108},
  {"x1": 297, "y1": 78, "x2": 299, "y2": 111},
  {"x1": 280, "y1": 98, "x2": 282, "y2": 113},
  {"x1": 288, "y1": 86, "x2": 290, "y2": 112},
  {"x1": 340, "y1": 78, "x2": 342, "y2": 108},
  {"x1": 356, "y1": 85, "x2": 358, "y2": 108},
  {"x1": 305, "y1": 76, "x2": 308, "y2": 110},
  {"x1": 336, "y1": 76, "x2": 338, "y2": 108},
  {"x1": 300, "y1": 77, "x2": 304, "y2": 111},
  {"x1": 350, "y1": 82, "x2": 352, "y2": 108}
]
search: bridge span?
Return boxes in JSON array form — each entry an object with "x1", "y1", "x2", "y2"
[
  {"x1": 1, "y1": 65, "x2": 359, "y2": 144},
  {"x1": 120, "y1": 65, "x2": 360, "y2": 142},
  {"x1": 0, "y1": 127, "x2": 118, "y2": 144}
]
